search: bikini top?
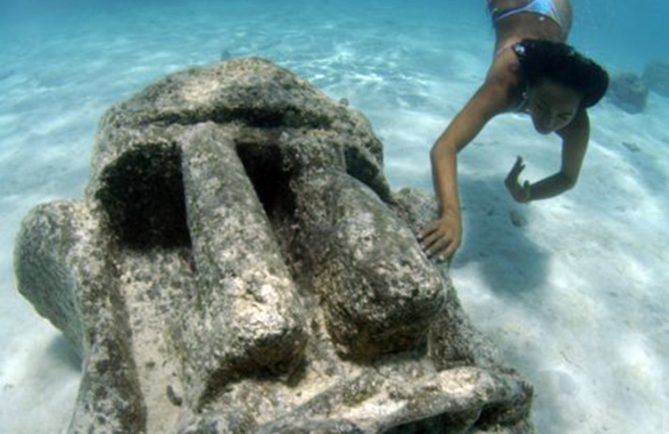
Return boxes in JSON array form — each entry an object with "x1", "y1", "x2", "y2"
[{"x1": 490, "y1": 0, "x2": 564, "y2": 30}]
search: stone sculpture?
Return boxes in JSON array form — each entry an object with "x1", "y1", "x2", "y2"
[
  {"x1": 643, "y1": 60, "x2": 669, "y2": 98},
  {"x1": 607, "y1": 72, "x2": 648, "y2": 114},
  {"x1": 14, "y1": 58, "x2": 534, "y2": 433}
]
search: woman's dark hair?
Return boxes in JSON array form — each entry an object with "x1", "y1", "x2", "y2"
[{"x1": 514, "y1": 39, "x2": 609, "y2": 108}]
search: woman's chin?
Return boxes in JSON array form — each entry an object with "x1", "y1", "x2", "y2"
[{"x1": 533, "y1": 124, "x2": 553, "y2": 135}]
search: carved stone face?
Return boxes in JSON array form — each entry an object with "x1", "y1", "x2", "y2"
[{"x1": 15, "y1": 59, "x2": 535, "y2": 433}]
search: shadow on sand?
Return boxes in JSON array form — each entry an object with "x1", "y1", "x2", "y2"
[
  {"x1": 454, "y1": 176, "x2": 550, "y2": 297},
  {"x1": 46, "y1": 335, "x2": 82, "y2": 373}
]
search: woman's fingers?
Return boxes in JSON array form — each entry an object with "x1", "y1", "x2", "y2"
[
  {"x1": 418, "y1": 220, "x2": 439, "y2": 240},
  {"x1": 419, "y1": 215, "x2": 461, "y2": 261},
  {"x1": 421, "y1": 226, "x2": 445, "y2": 251},
  {"x1": 425, "y1": 236, "x2": 450, "y2": 258},
  {"x1": 430, "y1": 232, "x2": 461, "y2": 261},
  {"x1": 420, "y1": 225, "x2": 456, "y2": 260},
  {"x1": 521, "y1": 180, "x2": 531, "y2": 202},
  {"x1": 506, "y1": 157, "x2": 529, "y2": 201},
  {"x1": 511, "y1": 156, "x2": 525, "y2": 177},
  {"x1": 506, "y1": 159, "x2": 523, "y2": 186},
  {"x1": 443, "y1": 240, "x2": 459, "y2": 260},
  {"x1": 420, "y1": 221, "x2": 444, "y2": 246}
]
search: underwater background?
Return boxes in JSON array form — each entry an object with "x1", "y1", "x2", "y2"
[{"x1": 1, "y1": 1, "x2": 668, "y2": 433}]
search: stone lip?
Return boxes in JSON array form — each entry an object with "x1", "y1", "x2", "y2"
[{"x1": 14, "y1": 58, "x2": 534, "y2": 433}]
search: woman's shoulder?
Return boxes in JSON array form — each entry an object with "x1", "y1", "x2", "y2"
[
  {"x1": 486, "y1": 37, "x2": 524, "y2": 79},
  {"x1": 485, "y1": 50, "x2": 526, "y2": 111}
]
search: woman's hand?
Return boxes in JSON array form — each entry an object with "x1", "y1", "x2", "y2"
[
  {"x1": 505, "y1": 156, "x2": 531, "y2": 203},
  {"x1": 418, "y1": 208, "x2": 462, "y2": 262}
]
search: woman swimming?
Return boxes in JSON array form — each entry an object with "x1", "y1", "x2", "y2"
[{"x1": 419, "y1": 0, "x2": 608, "y2": 262}]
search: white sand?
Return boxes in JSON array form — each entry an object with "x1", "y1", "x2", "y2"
[{"x1": 1, "y1": 1, "x2": 667, "y2": 433}]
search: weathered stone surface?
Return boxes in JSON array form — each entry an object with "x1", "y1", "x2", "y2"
[
  {"x1": 643, "y1": 60, "x2": 669, "y2": 97},
  {"x1": 292, "y1": 171, "x2": 445, "y2": 360},
  {"x1": 607, "y1": 72, "x2": 648, "y2": 114},
  {"x1": 14, "y1": 58, "x2": 534, "y2": 433}
]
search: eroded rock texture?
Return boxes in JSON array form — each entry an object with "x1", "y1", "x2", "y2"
[{"x1": 14, "y1": 58, "x2": 534, "y2": 434}]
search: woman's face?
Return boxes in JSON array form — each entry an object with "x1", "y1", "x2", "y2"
[{"x1": 527, "y1": 79, "x2": 582, "y2": 134}]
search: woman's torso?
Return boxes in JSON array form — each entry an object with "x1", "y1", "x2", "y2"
[
  {"x1": 485, "y1": 0, "x2": 573, "y2": 112},
  {"x1": 489, "y1": 0, "x2": 572, "y2": 50}
]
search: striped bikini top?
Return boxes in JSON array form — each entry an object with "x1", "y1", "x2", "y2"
[{"x1": 490, "y1": 0, "x2": 564, "y2": 30}]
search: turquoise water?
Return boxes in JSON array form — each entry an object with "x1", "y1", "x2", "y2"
[{"x1": 1, "y1": 1, "x2": 668, "y2": 433}]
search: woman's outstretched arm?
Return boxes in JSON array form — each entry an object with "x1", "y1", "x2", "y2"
[
  {"x1": 509, "y1": 108, "x2": 589, "y2": 202},
  {"x1": 420, "y1": 81, "x2": 509, "y2": 260}
]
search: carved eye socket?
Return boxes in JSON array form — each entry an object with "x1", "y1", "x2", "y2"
[{"x1": 96, "y1": 143, "x2": 191, "y2": 250}]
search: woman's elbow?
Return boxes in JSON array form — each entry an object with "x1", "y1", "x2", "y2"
[
  {"x1": 563, "y1": 172, "x2": 578, "y2": 190},
  {"x1": 430, "y1": 140, "x2": 456, "y2": 163},
  {"x1": 430, "y1": 144, "x2": 440, "y2": 163}
]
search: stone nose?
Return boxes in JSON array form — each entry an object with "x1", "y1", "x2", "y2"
[{"x1": 176, "y1": 123, "x2": 308, "y2": 408}]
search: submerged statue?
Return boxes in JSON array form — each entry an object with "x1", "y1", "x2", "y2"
[{"x1": 14, "y1": 58, "x2": 534, "y2": 433}]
